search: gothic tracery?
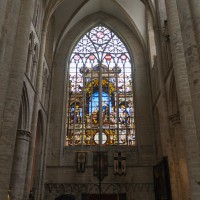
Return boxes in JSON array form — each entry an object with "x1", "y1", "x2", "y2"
[{"x1": 66, "y1": 25, "x2": 135, "y2": 146}]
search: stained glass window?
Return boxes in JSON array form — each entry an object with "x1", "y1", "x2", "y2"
[{"x1": 66, "y1": 25, "x2": 135, "y2": 146}]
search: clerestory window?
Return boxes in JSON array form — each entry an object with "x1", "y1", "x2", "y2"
[{"x1": 65, "y1": 25, "x2": 135, "y2": 146}]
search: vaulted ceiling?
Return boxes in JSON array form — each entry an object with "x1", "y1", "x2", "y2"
[{"x1": 44, "y1": 0, "x2": 155, "y2": 52}]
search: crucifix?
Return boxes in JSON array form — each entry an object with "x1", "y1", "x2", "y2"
[{"x1": 114, "y1": 152, "x2": 126, "y2": 175}]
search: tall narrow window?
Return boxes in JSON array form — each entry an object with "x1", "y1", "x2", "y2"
[{"x1": 66, "y1": 25, "x2": 135, "y2": 146}]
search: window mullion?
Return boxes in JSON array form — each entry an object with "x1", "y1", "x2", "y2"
[
  {"x1": 81, "y1": 69, "x2": 86, "y2": 146},
  {"x1": 123, "y1": 61, "x2": 128, "y2": 146},
  {"x1": 90, "y1": 63, "x2": 94, "y2": 146},
  {"x1": 98, "y1": 61, "x2": 103, "y2": 146},
  {"x1": 116, "y1": 72, "x2": 120, "y2": 145}
]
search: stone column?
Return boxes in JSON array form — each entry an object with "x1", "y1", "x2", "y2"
[
  {"x1": 0, "y1": 0, "x2": 8, "y2": 37},
  {"x1": 189, "y1": 0, "x2": 200, "y2": 55},
  {"x1": 23, "y1": 30, "x2": 47, "y2": 200},
  {"x1": 153, "y1": 24, "x2": 180, "y2": 200},
  {"x1": 165, "y1": 0, "x2": 200, "y2": 199},
  {"x1": 176, "y1": 0, "x2": 200, "y2": 156},
  {"x1": 169, "y1": 113, "x2": 189, "y2": 200},
  {"x1": 0, "y1": 0, "x2": 35, "y2": 199},
  {"x1": 10, "y1": 130, "x2": 31, "y2": 200},
  {"x1": 0, "y1": 0, "x2": 21, "y2": 129}
]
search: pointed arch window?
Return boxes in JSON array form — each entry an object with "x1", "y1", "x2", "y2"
[{"x1": 66, "y1": 25, "x2": 135, "y2": 146}]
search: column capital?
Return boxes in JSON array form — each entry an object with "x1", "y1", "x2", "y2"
[{"x1": 16, "y1": 130, "x2": 31, "y2": 141}]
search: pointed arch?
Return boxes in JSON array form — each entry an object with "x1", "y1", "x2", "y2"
[
  {"x1": 30, "y1": 43, "x2": 39, "y2": 85},
  {"x1": 50, "y1": 11, "x2": 153, "y2": 153},
  {"x1": 141, "y1": 0, "x2": 156, "y2": 24},
  {"x1": 18, "y1": 83, "x2": 30, "y2": 131},
  {"x1": 26, "y1": 32, "x2": 35, "y2": 76},
  {"x1": 55, "y1": 11, "x2": 146, "y2": 60},
  {"x1": 65, "y1": 24, "x2": 135, "y2": 146}
]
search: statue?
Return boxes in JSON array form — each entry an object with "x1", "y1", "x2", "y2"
[
  {"x1": 92, "y1": 106, "x2": 98, "y2": 123},
  {"x1": 110, "y1": 107, "x2": 116, "y2": 124},
  {"x1": 120, "y1": 105, "x2": 130, "y2": 125},
  {"x1": 86, "y1": 114, "x2": 90, "y2": 124}
]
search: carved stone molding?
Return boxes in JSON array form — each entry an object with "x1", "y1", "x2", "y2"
[
  {"x1": 45, "y1": 182, "x2": 154, "y2": 194},
  {"x1": 16, "y1": 129, "x2": 31, "y2": 141},
  {"x1": 168, "y1": 113, "x2": 180, "y2": 125}
]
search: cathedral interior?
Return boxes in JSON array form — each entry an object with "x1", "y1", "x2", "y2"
[{"x1": 0, "y1": 0, "x2": 200, "y2": 200}]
